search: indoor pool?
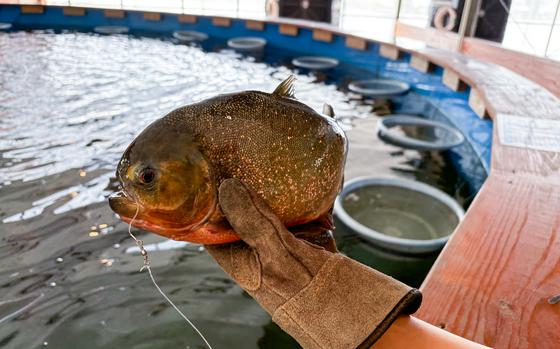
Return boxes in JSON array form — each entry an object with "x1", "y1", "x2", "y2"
[{"x1": 0, "y1": 31, "x2": 480, "y2": 349}]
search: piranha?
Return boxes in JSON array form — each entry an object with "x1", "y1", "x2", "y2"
[{"x1": 109, "y1": 76, "x2": 347, "y2": 244}]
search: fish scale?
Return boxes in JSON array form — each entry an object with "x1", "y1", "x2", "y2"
[{"x1": 110, "y1": 76, "x2": 347, "y2": 244}]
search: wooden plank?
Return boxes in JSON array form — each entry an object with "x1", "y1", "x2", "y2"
[
  {"x1": 468, "y1": 88, "x2": 488, "y2": 119},
  {"x1": 418, "y1": 172, "x2": 560, "y2": 348},
  {"x1": 462, "y1": 37, "x2": 560, "y2": 99},
  {"x1": 442, "y1": 68, "x2": 466, "y2": 91},
  {"x1": 104, "y1": 9, "x2": 125, "y2": 19},
  {"x1": 212, "y1": 17, "x2": 231, "y2": 27},
  {"x1": 63, "y1": 7, "x2": 85, "y2": 17},
  {"x1": 408, "y1": 46, "x2": 560, "y2": 118},
  {"x1": 143, "y1": 12, "x2": 161, "y2": 21},
  {"x1": 178, "y1": 14, "x2": 197, "y2": 23},
  {"x1": 407, "y1": 46, "x2": 515, "y2": 90},
  {"x1": 480, "y1": 83, "x2": 560, "y2": 119},
  {"x1": 279, "y1": 24, "x2": 298, "y2": 36},
  {"x1": 414, "y1": 37, "x2": 560, "y2": 349},
  {"x1": 395, "y1": 22, "x2": 460, "y2": 51},
  {"x1": 21, "y1": 5, "x2": 43, "y2": 14},
  {"x1": 312, "y1": 29, "x2": 333, "y2": 42},
  {"x1": 246, "y1": 20, "x2": 264, "y2": 31},
  {"x1": 410, "y1": 54, "x2": 432, "y2": 73},
  {"x1": 379, "y1": 44, "x2": 400, "y2": 60},
  {"x1": 345, "y1": 36, "x2": 367, "y2": 50}
]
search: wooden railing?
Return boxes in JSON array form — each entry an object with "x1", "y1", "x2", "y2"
[{"x1": 395, "y1": 22, "x2": 560, "y2": 99}]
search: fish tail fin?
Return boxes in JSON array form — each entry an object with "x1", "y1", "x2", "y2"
[
  {"x1": 322, "y1": 103, "x2": 335, "y2": 118},
  {"x1": 272, "y1": 75, "x2": 296, "y2": 99}
]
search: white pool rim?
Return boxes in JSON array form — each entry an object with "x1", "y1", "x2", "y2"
[
  {"x1": 377, "y1": 115, "x2": 465, "y2": 151},
  {"x1": 334, "y1": 177, "x2": 464, "y2": 254},
  {"x1": 292, "y1": 56, "x2": 339, "y2": 70},
  {"x1": 172, "y1": 30, "x2": 208, "y2": 42},
  {"x1": 348, "y1": 79, "x2": 410, "y2": 98},
  {"x1": 94, "y1": 26, "x2": 129, "y2": 35},
  {"x1": 227, "y1": 36, "x2": 267, "y2": 50}
]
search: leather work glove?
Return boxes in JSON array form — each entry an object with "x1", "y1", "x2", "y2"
[{"x1": 206, "y1": 179, "x2": 422, "y2": 349}]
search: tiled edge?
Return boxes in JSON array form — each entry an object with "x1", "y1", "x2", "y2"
[
  {"x1": 20, "y1": 5, "x2": 44, "y2": 14},
  {"x1": 178, "y1": 14, "x2": 197, "y2": 23},
  {"x1": 468, "y1": 88, "x2": 489, "y2": 119},
  {"x1": 345, "y1": 36, "x2": 367, "y2": 50},
  {"x1": 212, "y1": 17, "x2": 232, "y2": 27},
  {"x1": 410, "y1": 54, "x2": 433, "y2": 73},
  {"x1": 312, "y1": 29, "x2": 333, "y2": 42},
  {"x1": 442, "y1": 68, "x2": 467, "y2": 91},
  {"x1": 245, "y1": 20, "x2": 265, "y2": 31},
  {"x1": 143, "y1": 12, "x2": 161, "y2": 21},
  {"x1": 279, "y1": 23, "x2": 299, "y2": 36},
  {"x1": 63, "y1": 7, "x2": 86, "y2": 17},
  {"x1": 104, "y1": 9, "x2": 125, "y2": 18},
  {"x1": 379, "y1": 44, "x2": 400, "y2": 60}
]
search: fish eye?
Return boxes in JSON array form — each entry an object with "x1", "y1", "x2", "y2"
[{"x1": 138, "y1": 167, "x2": 157, "y2": 185}]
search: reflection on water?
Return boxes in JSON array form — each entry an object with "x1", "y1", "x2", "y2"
[
  {"x1": 0, "y1": 31, "x2": 467, "y2": 348},
  {"x1": 0, "y1": 32, "x2": 365, "y2": 224}
]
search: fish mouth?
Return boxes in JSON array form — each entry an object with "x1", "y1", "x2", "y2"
[
  {"x1": 108, "y1": 190, "x2": 240, "y2": 244},
  {"x1": 108, "y1": 190, "x2": 138, "y2": 220},
  {"x1": 108, "y1": 190, "x2": 168, "y2": 233}
]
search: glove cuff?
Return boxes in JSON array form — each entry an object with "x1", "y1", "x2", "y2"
[{"x1": 272, "y1": 254, "x2": 422, "y2": 349}]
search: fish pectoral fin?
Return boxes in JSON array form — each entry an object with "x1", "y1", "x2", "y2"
[
  {"x1": 290, "y1": 211, "x2": 335, "y2": 235},
  {"x1": 290, "y1": 213, "x2": 337, "y2": 253},
  {"x1": 322, "y1": 103, "x2": 335, "y2": 118},
  {"x1": 272, "y1": 75, "x2": 296, "y2": 99},
  {"x1": 316, "y1": 210, "x2": 335, "y2": 231}
]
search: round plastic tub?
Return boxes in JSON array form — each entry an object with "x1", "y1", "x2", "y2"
[
  {"x1": 94, "y1": 26, "x2": 129, "y2": 35},
  {"x1": 377, "y1": 115, "x2": 465, "y2": 151},
  {"x1": 334, "y1": 177, "x2": 464, "y2": 254},
  {"x1": 227, "y1": 37, "x2": 267, "y2": 50},
  {"x1": 172, "y1": 30, "x2": 208, "y2": 42},
  {"x1": 292, "y1": 56, "x2": 339, "y2": 70},
  {"x1": 334, "y1": 216, "x2": 439, "y2": 287},
  {"x1": 348, "y1": 79, "x2": 410, "y2": 98}
]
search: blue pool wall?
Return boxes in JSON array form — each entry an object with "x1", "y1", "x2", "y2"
[{"x1": 0, "y1": 4, "x2": 493, "y2": 193}]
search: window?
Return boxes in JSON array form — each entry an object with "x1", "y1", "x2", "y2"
[{"x1": 501, "y1": 0, "x2": 560, "y2": 58}]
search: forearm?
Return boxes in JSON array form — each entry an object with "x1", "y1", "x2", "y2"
[{"x1": 373, "y1": 316, "x2": 490, "y2": 349}]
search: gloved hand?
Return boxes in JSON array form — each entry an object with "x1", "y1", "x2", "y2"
[{"x1": 206, "y1": 179, "x2": 421, "y2": 349}]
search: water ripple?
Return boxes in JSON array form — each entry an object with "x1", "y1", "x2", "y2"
[{"x1": 0, "y1": 32, "x2": 364, "y2": 223}]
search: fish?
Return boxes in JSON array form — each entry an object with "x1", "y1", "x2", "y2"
[{"x1": 108, "y1": 75, "x2": 347, "y2": 244}]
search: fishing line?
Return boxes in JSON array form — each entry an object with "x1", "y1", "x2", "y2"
[{"x1": 127, "y1": 202, "x2": 213, "y2": 349}]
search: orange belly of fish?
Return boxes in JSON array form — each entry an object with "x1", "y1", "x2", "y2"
[
  {"x1": 174, "y1": 227, "x2": 240, "y2": 244},
  {"x1": 120, "y1": 215, "x2": 240, "y2": 245}
]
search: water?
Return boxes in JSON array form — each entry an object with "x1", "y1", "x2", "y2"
[{"x1": 0, "y1": 31, "x2": 474, "y2": 348}]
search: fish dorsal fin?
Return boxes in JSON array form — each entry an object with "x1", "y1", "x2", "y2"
[
  {"x1": 322, "y1": 103, "x2": 335, "y2": 118},
  {"x1": 272, "y1": 75, "x2": 296, "y2": 99}
]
